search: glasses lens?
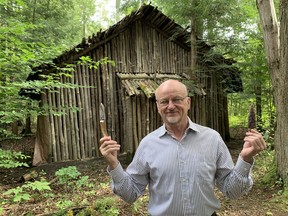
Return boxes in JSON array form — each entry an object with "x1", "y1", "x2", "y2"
[{"x1": 158, "y1": 96, "x2": 186, "y2": 106}]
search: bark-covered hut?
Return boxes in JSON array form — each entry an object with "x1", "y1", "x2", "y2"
[{"x1": 25, "y1": 4, "x2": 242, "y2": 165}]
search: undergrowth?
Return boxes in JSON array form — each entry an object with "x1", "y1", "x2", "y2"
[
  {"x1": 0, "y1": 149, "x2": 30, "y2": 168},
  {"x1": 253, "y1": 145, "x2": 288, "y2": 213},
  {"x1": 0, "y1": 165, "x2": 149, "y2": 216},
  {"x1": 2, "y1": 129, "x2": 288, "y2": 216}
]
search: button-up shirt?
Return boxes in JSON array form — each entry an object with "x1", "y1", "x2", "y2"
[{"x1": 109, "y1": 118, "x2": 253, "y2": 216}]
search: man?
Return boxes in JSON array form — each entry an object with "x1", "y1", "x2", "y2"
[{"x1": 99, "y1": 79, "x2": 266, "y2": 216}]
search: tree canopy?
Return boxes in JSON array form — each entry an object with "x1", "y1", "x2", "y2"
[{"x1": 0, "y1": 0, "x2": 98, "y2": 138}]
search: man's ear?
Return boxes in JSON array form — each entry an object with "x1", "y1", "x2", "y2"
[
  {"x1": 156, "y1": 104, "x2": 161, "y2": 114},
  {"x1": 187, "y1": 97, "x2": 191, "y2": 110}
]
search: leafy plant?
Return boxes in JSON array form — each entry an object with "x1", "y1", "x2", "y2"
[
  {"x1": 94, "y1": 197, "x2": 119, "y2": 216},
  {"x1": 77, "y1": 56, "x2": 115, "y2": 69},
  {"x1": 76, "y1": 175, "x2": 93, "y2": 188},
  {"x1": 0, "y1": 149, "x2": 30, "y2": 168},
  {"x1": 3, "y1": 186, "x2": 31, "y2": 202},
  {"x1": 55, "y1": 166, "x2": 81, "y2": 184},
  {"x1": 55, "y1": 200, "x2": 74, "y2": 209},
  {"x1": 3, "y1": 180, "x2": 51, "y2": 203},
  {"x1": 75, "y1": 206, "x2": 97, "y2": 216},
  {"x1": 98, "y1": 182, "x2": 110, "y2": 189}
]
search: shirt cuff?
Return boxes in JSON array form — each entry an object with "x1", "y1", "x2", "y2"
[
  {"x1": 107, "y1": 162, "x2": 127, "y2": 183},
  {"x1": 234, "y1": 155, "x2": 254, "y2": 176}
]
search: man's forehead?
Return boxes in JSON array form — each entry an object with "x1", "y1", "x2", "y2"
[
  {"x1": 155, "y1": 80, "x2": 187, "y2": 98},
  {"x1": 159, "y1": 83, "x2": 186, "y2": 93},
  {"x1": 158, "y1": 88, "x2": 186, "y2": 98}
]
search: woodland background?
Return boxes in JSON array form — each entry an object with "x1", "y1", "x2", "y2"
[{"x1": 0, "y1": 0, "x2": 288, "y2": 215}]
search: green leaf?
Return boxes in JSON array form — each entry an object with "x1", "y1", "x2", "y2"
[
  {"x1": 23, "y1": 180, "x2": 51, "y2": 191},
  {"x1": 13, "y1": 193, "x2": 31, "y2": 202}
]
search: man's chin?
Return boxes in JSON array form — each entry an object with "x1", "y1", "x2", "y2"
[{"x1": 166, "y1": 117, "x2": 180, "y2": 124}]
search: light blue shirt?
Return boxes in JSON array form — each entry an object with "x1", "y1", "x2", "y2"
[{"x1": 109, "y1": 118, "x2": 253, "y2": 216}]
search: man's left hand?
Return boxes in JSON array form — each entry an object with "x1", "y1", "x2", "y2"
[{"x1": 240, "y1": 129, "x2": 266, "y2": 163}]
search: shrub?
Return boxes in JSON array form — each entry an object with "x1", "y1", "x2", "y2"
[
  {"x1": 3, "y1": 180, "x2": 52, "y2": 203},
  {"x1": 0, "y1": 149, "x2": 30, "y2": 168},
  {"x1": 55, "y1": 166, "x2": 81, "y2": 184}
]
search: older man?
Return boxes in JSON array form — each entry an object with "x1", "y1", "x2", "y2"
[{"x1": 99, "y1": 79, "x2": 266, "y2": 216}]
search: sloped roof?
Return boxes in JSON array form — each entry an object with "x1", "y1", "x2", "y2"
[
  {"x1": 51, "y1": 4, "x2": 207, "y2": 65},
  {"x1": 27, "y1": 4, "x2": 198, "y2": 77},
  {"x1": 117, "y1": 73, "x2": 187, "y2": 98}
]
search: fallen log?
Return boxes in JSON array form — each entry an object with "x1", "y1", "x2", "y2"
[{"x1": 20, "y1": 170, "x2": 38, "y2": 182}]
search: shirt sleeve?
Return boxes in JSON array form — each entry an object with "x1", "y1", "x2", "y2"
[
  {"x1": 108, "y1": 145, "x2": 149, "y2": 204},
  {"x1": 215, "y1": 138, "x2": 254, "y2": 199}
]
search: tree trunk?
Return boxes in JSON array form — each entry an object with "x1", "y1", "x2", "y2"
[
  {"x1": 255, "y1": 85, "x2": 263, "y2": 131},
  {"x1": 257, "y1": 0, "x2": 288, "y2": 183},
  {"x1": 11, "y1": 121, "x2": 18, "y2": 135},
  {"x1": 32, "y1": 0, "x2": 37, "y2": 23},
  {"x1": 25, "y1": 116, "x2": 32, "y2": 134},
  {"x1": 190, "y1": 16, "x2": 197, "y2": 78},
  {"x1": 276, "y1": 0, "x2": 288, "y2": 182},
  {"x1": 32, "y1": 93, "x2": 51, "y2": 166}
]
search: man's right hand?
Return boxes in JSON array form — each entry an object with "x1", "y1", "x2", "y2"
[{"x1": 99, "y1": 136, "x2": 120, "y2": 170}]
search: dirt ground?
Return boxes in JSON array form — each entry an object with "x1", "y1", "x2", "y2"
[{"x1": 1, "y1": 136, "x2": 288, "y2": 216}]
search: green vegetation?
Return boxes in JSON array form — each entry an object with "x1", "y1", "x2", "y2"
[
  {"x1": 55, "y1": 166, "x2": 82, "y2": 184},
  {"x1": 3, "y1": 180, "x2": 52, "y2": 203},
  {"x1": 94, "y1": 197, "x2": 120, "y2": 216},
  {"x1": 0, "y1": 149, "x2": 30, "y2": 168},
  {"x1": 0, "y1": 0, "x2": 104, "y2": 141},
  {"x1": 1, "y1": 156, "x2": 287, "y2": 215},
  {"x1": 253, "y1": 150, "x2": 288, "y2": 213},
  {"x1": 0, "y1": 166, "x2": 148, "y2": 215},
  {"x1": 251, "y1": 133, "x2": 288, "y2": 211}
]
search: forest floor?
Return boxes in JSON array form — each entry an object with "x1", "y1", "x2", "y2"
[{"x1": 0, "y1": 134, "x2": 288, "y2": 216}]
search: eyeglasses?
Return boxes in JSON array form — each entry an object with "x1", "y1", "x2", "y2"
[{"x1": 157, "y1": 96, "x2": 187, "y2": 107}]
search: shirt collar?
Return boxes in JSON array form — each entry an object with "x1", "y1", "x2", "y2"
[{"x1": 158, "y1": 117, "x2": 200, "y2": 137}]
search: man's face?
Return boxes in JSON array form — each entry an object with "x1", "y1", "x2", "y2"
[{"x1": 156, "y1": 81, "x2": 190, "y2": 126}]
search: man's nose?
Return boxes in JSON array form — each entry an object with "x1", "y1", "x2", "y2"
[{"x1": 167, "y1": 100, "x2": 176, "y2": 108}]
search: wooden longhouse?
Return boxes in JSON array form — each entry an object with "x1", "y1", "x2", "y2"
[{"x1": 26, "y1": 4, "x2": 242, "y2": 165}]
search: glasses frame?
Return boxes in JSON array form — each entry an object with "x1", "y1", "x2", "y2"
[{"x1": 156, "y1": 96, "x2": 188, "y2": 107}]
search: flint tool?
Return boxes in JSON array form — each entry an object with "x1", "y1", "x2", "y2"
[
  {"x1": 248, "y1": 104, "x2": 256, "y2": 131},
  {"x1": 99, "y1": 103, "x2": 108, "y2": 136}
]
